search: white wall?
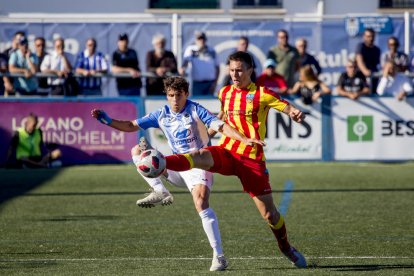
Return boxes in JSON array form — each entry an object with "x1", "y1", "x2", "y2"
[
  {"x1": 323, "y1": 0, "x2": 378, "y2": 15},
  {"x1": 0, "y1": 0, "x2": 148, "y2": 14},
  {"x1": 0, "y1": 0, "x2": 379, "y2": 16}
]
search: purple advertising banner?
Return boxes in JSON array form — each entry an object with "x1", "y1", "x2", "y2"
[{"x1": 0, "y1": 101, "x2": 139, "y2": 165}]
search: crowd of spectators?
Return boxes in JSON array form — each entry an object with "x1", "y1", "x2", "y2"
[{"x1": 1, "y1": 28, "x2": 413, "y2": 101}]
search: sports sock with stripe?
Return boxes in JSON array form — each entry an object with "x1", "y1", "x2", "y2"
[
  {"x1": 269, "y1": 214, "x2": 291, "y2": 252},
  {"x1": 165, "y1": 154, "x2": 193, "y2": 171}
]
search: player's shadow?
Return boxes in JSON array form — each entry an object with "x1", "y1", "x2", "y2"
[
  {"x1": 311, "y1": 263, "x2": 414, "y2": 271},
  {"x1": 0, "y1": 143, "x2": 124, "y2": 209}
]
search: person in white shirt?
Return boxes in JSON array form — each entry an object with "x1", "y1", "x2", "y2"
[
  {"x1": 377, "y1": 61, "x2": 413, "y2": 101},
  {"x1": 40, "y1": 38, "x2": 73, "y2": 95},
  {"x1": 179, "y1": 32, "x2": 219, "y2": 95}
]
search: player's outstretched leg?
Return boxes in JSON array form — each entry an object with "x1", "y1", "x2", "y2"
[{"x1": 131, "y1": 138, "x2": 173, "y2": 208}]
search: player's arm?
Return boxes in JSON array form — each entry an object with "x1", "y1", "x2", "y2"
[
  {"x1": 217, "y1": 123, "x2": 265, "y2": 147},
  {"x1": 282, "y1": 104, "x2": 305, "y2": 123},
  {"x1": 91, "y1": 109, "x2": 139, "y2": 132}
]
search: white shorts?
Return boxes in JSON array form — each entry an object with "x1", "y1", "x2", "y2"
[{"x1": 164, "y1": 168, "x2": 213, "y2": 192}]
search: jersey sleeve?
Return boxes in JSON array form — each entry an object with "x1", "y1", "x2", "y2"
[
  {"x1": 136, "y1": 109, "x2": 161, "y2": 130},
  {"x1": 262, "y1": 87, "x2": 288, "y2": 112},
  {"x1": 195, "y1": 103, "x2": 224, "y2": 131}
]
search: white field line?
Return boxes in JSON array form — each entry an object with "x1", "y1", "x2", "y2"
[{"x1": 1, "y1": 256, "x2": 413, "y2": 262}]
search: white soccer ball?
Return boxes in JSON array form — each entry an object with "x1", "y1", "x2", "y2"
[{"x1": 137, "y1": 149, "x2": 166, "y2": 178}]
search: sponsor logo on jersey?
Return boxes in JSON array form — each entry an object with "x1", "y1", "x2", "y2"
[
  {"x1": 174, "y1": 128, "x2": 191, "y2": 139},
  {"x1": 171, "y1": 136, "x2": 198, "y2": 146}
]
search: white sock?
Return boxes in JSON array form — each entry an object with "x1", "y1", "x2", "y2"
[
  {"x1": 132, "y1": 155, "x2": 169, "y2": 193},
  {"x1": 199, "y1": 208, "x2": 223, "y2": 256}
]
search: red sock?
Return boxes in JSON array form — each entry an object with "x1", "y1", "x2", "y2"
[
  {"x1": 165, "y1": 154, "x2": 192, "y2": 171},
  {"x1": 269, "y1": 215, "x2": 291, "y2": 252}
]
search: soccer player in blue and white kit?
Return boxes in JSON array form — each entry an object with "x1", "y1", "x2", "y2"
[{"x1": 91, "y1": 76, "x2": 264, "y2": 271}]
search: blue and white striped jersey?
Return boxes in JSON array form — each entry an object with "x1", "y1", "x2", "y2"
[{"x1": 136, "y1": 100, "x2": 222, "y2": 154}]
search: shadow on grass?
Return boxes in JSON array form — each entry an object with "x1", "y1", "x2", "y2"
[
  {"x1": 312, "y1": 263, "x2": 414, "y2": 271},
  {"x1": 21, "y1": 187, "x2": 414, "y2": 197},
  {"x1": 36, "y1": 215, "x2": 119, "y2": 221}
]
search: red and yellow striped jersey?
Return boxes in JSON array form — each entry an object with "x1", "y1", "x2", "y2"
[{"x1": 218, "y1": 82, "x2": 288, "y2": 161}]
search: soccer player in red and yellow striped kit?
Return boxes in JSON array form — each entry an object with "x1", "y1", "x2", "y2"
[{"x1": 165, "y1": 51, "x2": 307, "y2": 268}]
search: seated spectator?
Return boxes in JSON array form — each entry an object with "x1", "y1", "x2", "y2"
[
  {"x1": 6, "y1": 113, "x2": 62, "y2": 168},
  {"x1": 41, "y1": 38, "x2": 74, "y2": 96},
  {"x1": 223, "y1": 36, "x2": 256, "y2": 86},
  {"x1": 3, "y1": 31, "x2": 26, "y2": 96},
  {"x1": 112, "y1": 33, "x2": 142, "y2": 96},
  {"x1": 34, "y1": 37, "x2": 50, "y2": 95},
  {"x1": 75, "y1": 38, "x2": 108, "y2": 95},
  {"x1": 295, "y1": 38, "x2": 321, "y2": 75},
  {"x1": 381, "y1": 36, "x2": 408, "y2": 73},
  {"x1": 289, "y1": 65, "x2": 331, "y2": 105},
  {"x1": 0, "y1": 52, "x2": 7, "y2": 96},
  {"x1": 377, "y1": 61, "x2": 413, "y2": 101},
  {"x1": 8, "y1": 37, "x2": 38, "y2": 95},
  {"x1": 336, "y1": 59, "x2": 370, "y2": 100},
  {"x1": 180, "y1": 31, "x2": 219, "y2": 95},
  {"x1": 145, "y1": 34, "x2": 177, "y2": 95},
  {"x1": 256, "y1": 59, "x2": 287, "y2": 94}
]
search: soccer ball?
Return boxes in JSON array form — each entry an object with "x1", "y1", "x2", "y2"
[{"x1": 137, "y1": 149, "x2": 166, "y2": 178}]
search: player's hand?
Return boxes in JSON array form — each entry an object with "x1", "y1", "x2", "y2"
[
  {"x1": 91, "y1": 109, "x2": 112, "y2": 125},
  {"x1": 289, "y1": 108, "x2": 305, "y2": 123},
  {"x1": 243, "y1": 138, "x2": 266, "y2": 147}
]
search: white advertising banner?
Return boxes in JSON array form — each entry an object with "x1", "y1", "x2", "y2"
[
  {"x1": 144, "y1": 98, "x2": 322, "y2": 160},
  {"x1": 332, "y1": 97, "x2": 414, "y2": 160}
]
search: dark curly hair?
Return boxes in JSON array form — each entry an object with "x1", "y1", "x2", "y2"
[{"x1": 163, "y1": 76, "x2": 189, "y2": 94}]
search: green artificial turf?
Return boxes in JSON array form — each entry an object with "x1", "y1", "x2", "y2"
[{"x1": 1, "y1": 162, "x2": 413, "y2": 275}]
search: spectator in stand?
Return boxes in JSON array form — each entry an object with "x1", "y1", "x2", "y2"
[
  {"x1": 180, "y1": 31, "x2": 219, "y2": 95},
  {"x1": 223, "y1": 36, "x2": 256, "y2": 86},
  {"x1": 381, "y1": 36, "x2": 408, "y2": 73},
  {"x1": 377, "y1": 60, "x2": 413, "y2": 101},
  {"x1": 336, "y1": 59, "x2": 370, "y2": 100},
  {"x1": 145, "y1": 34, "x2": 177, "y2": 95},
  {"x1": 112, "y1": 33, "x2": 142, "y2": 96},
  {"x1": 0, "y1": 51, "x2": 7, "y2": 96},
  {"x1": 8, "y1": 36, "x2": 38, "y2": 95},
  {"x1": 6, "y1": 113, "x2": 62, "y2": 168},
  {"x1": 355, "y1": 28, "x2": 381, "y2": 93},
  {"x1": 289, "y1": 65, "x2": 331, "y2": 105},
  {"x1": 295, "y1": 38, "x2": 321, "y2": 75},
  {"x1": 256, "y1": 59, "x2": 287, "y2": 94},
  {"x1": 3, "y1": 31, "x2": 26, "y2": 96},
  {"x1": 75, "y1": 38, "x2": 108, "y2": 95},
  {"x1": 34, "y1": 37, "x2": 50, "y2": 95},
  {"x1": 267, "y1": 29, "x2": 299, "y2": 88},
  {"x1": 41, "y1": 38, "x2": 73, "y2": 96}
]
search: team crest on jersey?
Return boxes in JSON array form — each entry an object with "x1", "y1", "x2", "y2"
[
  {"x1": 182, "y1": 113, "x2": 192, "y2": 124},
  {"x1": 246, "y1": 94, "x2": 255, "y2": 103},
  {"x1": 160, "y1": 116, "x2": 174, "y2": 126}
]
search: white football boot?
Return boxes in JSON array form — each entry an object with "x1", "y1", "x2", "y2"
[
  {"x1": 136, "y1": 188, "x2": 174, "y2": 208},
  {"x1": 210, "y1": 255, "x2": 228, "y2": 271}
]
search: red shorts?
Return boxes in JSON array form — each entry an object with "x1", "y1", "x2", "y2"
[{"x1": 206, "y1": 146, "x2": 271, "y2": 197}]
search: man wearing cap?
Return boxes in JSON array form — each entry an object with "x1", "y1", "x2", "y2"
[
  {"x1": 112, "y1": 33, "x2": 142, "y2": 96},
  {"x1": 8, "y1": 36, "x2": 38, "y2": 95},
  {"x1": 180, "y1": 31, "x2": 219, "y2": 95},
  {"x1": 256, "y1": 59, "x2": 288, "y2": 94}
]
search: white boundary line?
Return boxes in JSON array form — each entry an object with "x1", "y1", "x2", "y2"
[{"x1": 1, "y1": 256, "x2": 413, "y2": 262}]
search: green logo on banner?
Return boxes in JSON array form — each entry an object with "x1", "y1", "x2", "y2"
[{"x1": 347, "y1": 116, "x2": 373, "y2": 142}]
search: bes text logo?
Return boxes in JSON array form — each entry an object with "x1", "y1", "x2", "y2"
[{"x1": 347, "y1": 115, "x2": 373, "y2": 142}]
